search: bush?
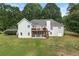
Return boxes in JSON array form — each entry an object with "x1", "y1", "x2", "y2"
[
  {"x1": 0, "y1": 31, "x2": 3, "y2": 34},
  {"x1": 4, "y1": 29, "x2": 17, "y2": 35}
]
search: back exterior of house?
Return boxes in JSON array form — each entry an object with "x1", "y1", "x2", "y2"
[{"x1": 17, "y1": 18, "x2": 64, "y2": 38}]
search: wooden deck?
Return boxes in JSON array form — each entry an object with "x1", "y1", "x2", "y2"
[{"x1": 32, "y1": 28, "x2": 49, "y2": 38}]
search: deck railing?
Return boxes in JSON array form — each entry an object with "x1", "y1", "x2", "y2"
[
  {"x1": 32, "y1": 28, "x2": 49, "y2": 39},
  {"x1": 32, "y1": 28, "x2": 47, "y2": 31}
]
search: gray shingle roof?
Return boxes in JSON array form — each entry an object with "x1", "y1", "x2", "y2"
[
  {"x1": 51, "y1": 20, "x2": 64, "y2": 27},
  {"x1": 30, "y1": 20, "x2": 46, "y2": 27},
  {"x1": 30, "y1": 19, "x2": 64, "y2": 27}
]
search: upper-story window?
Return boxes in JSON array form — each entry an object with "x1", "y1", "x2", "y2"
[
  {"x1": 45, "y1": 22, "x2": 47, "y2": 26},
  {"x1": 51, "y1": 27, "x2": 53, "y2": 30},
  {"x1": 33, "y1": 25, "x2": 35, "y2": 28},
  {"x1": 58, "y1": 27, "x2": 61, "y2": 29},
  {"x1": 27, "y1": 25, "x2": 30, "y2": 28}
]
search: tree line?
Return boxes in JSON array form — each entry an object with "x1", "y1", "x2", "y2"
[
  {"x1": 63, "y1": 3, "x2": 79, "y2": 33},
  {"x1": 0, "y1": 3, "x2": 79, "y2": 34},
  {"x1": 0, "y1": 3, "x2": 62, "y2": 31}
]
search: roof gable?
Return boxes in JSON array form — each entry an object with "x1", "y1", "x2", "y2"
[{"x1": 17, "y1": 18, "x2": 31, "y2": 25}]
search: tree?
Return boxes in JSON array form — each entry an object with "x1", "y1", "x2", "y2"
[
  {"x1": 64, "y1": 4, "x2": 79, "y2": 33},
  {"x1": 68, "y1": 3, "x2": 79, "y2": 13},
  {"x1": 41, "y1": 3, "x2": 62, "y2": 23},
  {"x1": 22, "y1": 3, "x2": 42, "y2": 21},
  {"x1": 0, "y1": 4, "x2": 22, "y2": 31}
]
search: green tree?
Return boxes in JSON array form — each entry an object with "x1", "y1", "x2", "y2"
[
  {"x1": 67, "y1": 3, "x2": 79, "y2": 14},
  {"x1": 22, "y1": 3, "x2": 42, "y2": 21},
  {"x1": 0, "y1": 4, "x2": 22, "y2": 31},
  {"x1": 64, "y1": 4, "x2": 79, "y2": 33},
  {"x1": 41, "y1": 3, "x2": 62, "y2": 23}
]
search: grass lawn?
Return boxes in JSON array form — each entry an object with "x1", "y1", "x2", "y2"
[{"x1": 0, "y1": 31, "x2": 79, "y2": 56}]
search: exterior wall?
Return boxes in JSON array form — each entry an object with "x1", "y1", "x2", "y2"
[
  {"x1": 46, "y1": 21, "x2": 51, "y2": 35},
  {"x1": 49, "y1": 26, "x2": 64, "y2": 36},
  {"x1": 45, "y1": 20, "x2": 64, "y2": 36},
  {"x1": 17, "y1": 19, "x2": 64, "y2": 38},
  {"x1": 17, "y1": 20, "x2": 32, "y2": 38}
]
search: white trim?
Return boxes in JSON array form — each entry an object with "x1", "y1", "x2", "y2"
[{"x1": 17, "y1": 18, "x2": 32, "y2": 25}]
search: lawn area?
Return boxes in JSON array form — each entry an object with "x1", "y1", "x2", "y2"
[{"x1": 0, "y1": 31, "x2": 79, "y2": 56}]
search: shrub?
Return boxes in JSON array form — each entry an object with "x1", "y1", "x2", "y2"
[
  {"x1": 4, "y1": 29, "x2": 17, "y2": 35},
  {"x1": 0, "y1": 31, "x2": 3, "y2": 34}
]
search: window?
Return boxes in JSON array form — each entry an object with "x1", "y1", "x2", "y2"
[
  {"x1": 45, "y1": 22, "x2": 47, "y2": 26},
  {"x1": 50, "y1": 32, "x2": 52, "y2": 35},
  {"x1": 33, "y1": 25, "x2": 34, "y2": 28},
  {"x1": 27, "y1": 25, "x2": 30, "y2": 28},
  {"x1": 51, "y1": 27, "x2": 53, "y2": 30},
  {"x1": 20, "y1": 32, "x2": 22, "y2": 36},
  {"x1": 28, "y1": 32, "x2": 30, "y2": 36},
  {"x1": 58, "y1": 27, "x2": 61, "y2": 29}
]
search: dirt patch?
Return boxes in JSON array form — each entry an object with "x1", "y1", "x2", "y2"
[
  {"x1": 57, "y1": 51, "x2": 69, "y2": 56},
  {"x1": 57, "y1": 50, "x2": 79, "y2": 56}
]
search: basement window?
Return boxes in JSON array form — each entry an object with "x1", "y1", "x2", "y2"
[
  {"x1": 50, "y1": 32, "x2": 52, "y2": 35},
  {"x1": 28, "y1": 32, "x2": 30, "y2": 36},
  {"x1": 20, "y1": 32, "x2": 22, "y2": 36},
  {"x1": 58, "y1": 27, "x2": 61, "y2": 29}
]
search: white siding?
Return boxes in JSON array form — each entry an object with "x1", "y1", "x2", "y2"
[
  {"x1": 49, "y1": 26, "x2": 64, "y2": 36},
  {"x1": 58, "y1": 27, "x2": 64, "y2": 36},
  {"x1": 17, "y1": 19, "x2": 64, "y2": 38},
  {"x1": 17, "y1": 19, "x2": 32, "y2": 38},
  {"x1": 46, "y1": 20, "x2": 64, "y2": 36},
  {"x1": 46, "y1": 21, "x2": 51, "y2": 35}
]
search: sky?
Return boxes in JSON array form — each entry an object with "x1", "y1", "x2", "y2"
[{"x1": 7, "y1": 3, "x2": 69, "y2": 17}]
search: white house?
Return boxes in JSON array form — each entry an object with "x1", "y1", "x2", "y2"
[{"x1": 17, "y1": 18, "x2": 64, "y2": 38}]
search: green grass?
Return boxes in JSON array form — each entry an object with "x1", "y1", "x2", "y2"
[{"x1": 0, "y1": 31, "x2": 79, "y2": 56}]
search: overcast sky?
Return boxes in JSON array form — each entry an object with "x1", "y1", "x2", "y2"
[{"x1": 6, "y1": 3, "x2": 69, "y2": 17}]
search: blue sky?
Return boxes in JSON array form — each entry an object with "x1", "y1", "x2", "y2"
[{"x1": 7, "y1": 3, "x2": 69, "y2": 17}]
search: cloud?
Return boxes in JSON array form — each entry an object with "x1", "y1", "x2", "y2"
[
  {"x1": 6, "y1": 3, "x2": 26, "y2": 11},
  {"x1": 60, "y1": 7, "x2": 68, "y2": 16},
  {"x1": 56, "y1": 3, "x2": 69, "y2": 17}
]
